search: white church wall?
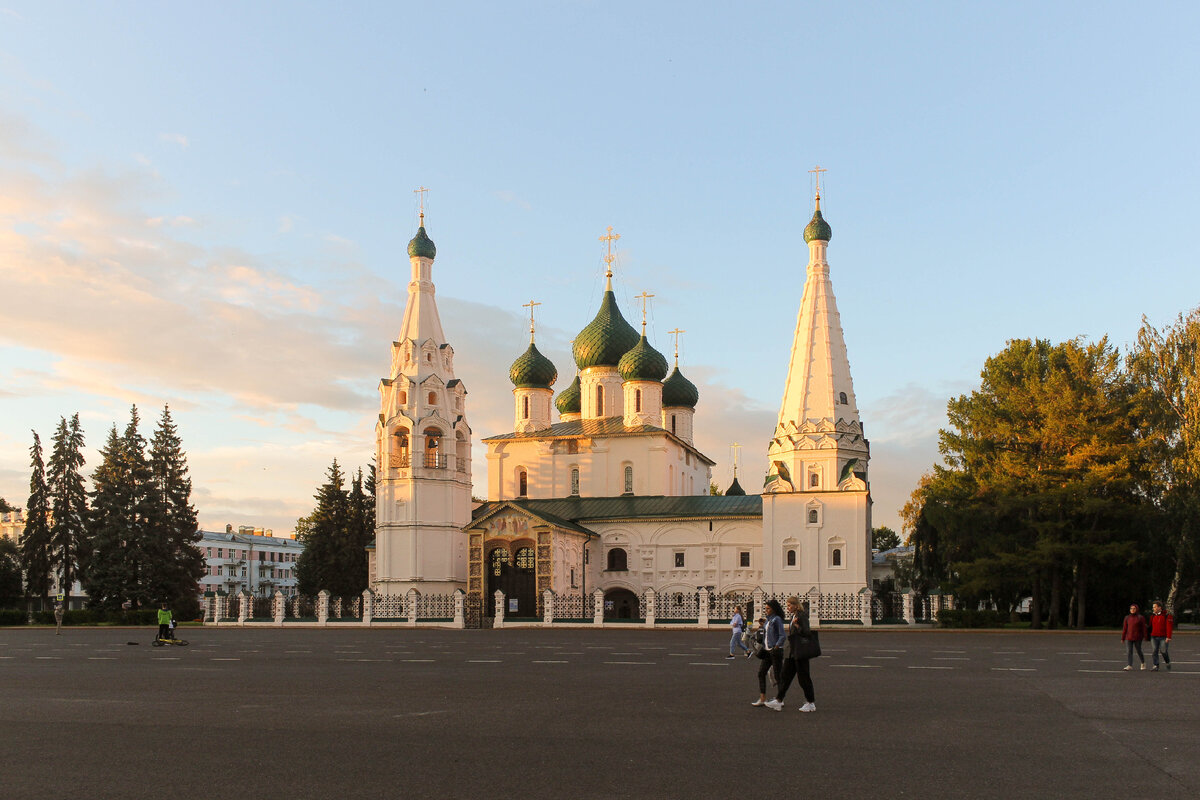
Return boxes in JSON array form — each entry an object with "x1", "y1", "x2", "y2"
[{"x1": 761, "y1": 489, "x2": 870, "y2": 595}]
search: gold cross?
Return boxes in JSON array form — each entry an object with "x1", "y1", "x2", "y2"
[
  {"x1": 635, "y1": 291, "x2": 654, "y2": 328},
  {"x1": 414, "y1": 186, "x2": 429, "y2": 224},
  {"x1": 522, "y1": 300, "x2": 541, "y2": 340},
  {"x1": 668, "y1": 328, "x2": 685, "y2": 360},
  {"x1": 599, "y1": 226, "x2": 621, "y2": 277},
  {"x1": 730, "y1": 443, "x2": 742, "y2": 476}
]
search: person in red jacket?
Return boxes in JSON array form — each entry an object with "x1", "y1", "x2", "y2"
[
  {"x1": 1121, "y1": 603, "x2": 1148, "y2": 671},
  {"x1": 1149, "y1": 601, "x2": 1174, "y2": 671}
]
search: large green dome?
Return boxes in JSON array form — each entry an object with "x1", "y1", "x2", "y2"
[
  {"x1": 555, "y1": 375, "x2": 581, "y2": 414},
  {"x1": 408, "y1": 226, "x2": 437, "y2": 259},
  {"x1": 509, "y1": 341, "x2": 557, "y2": 389},
  {"x1": 572, "y1": 290, "x2": 641, "y2": 370},
  {"x1": 803, "y1": 208, "x2": 832, "y2": 243},
  {"x1": 662, "y1": 365, "x2": 699, "y2": 408},
  {"x1": 618, "y1": 334, "x2": 668, "y2": 382}
]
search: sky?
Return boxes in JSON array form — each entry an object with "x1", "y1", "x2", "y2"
[{"x1": 1, "y1": 1, "x2": 1198, "y2": 538}]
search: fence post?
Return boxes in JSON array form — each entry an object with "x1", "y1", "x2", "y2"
[
  {"x1": 543, "y1": 589, "x2": 554, "y2": 626},
  {"x1": 407, "y1": 589, "x2": 419, "y2": 627},
  {"x1": 698, "y1": 587, "x2": 710, "y2": 628},
  {"x1": 453, "y1": 588, "x2": 465, "y2": 629},
  {"x1": 806, "y1": 587, "x2": 821, "y2": 629},
  {"x1": 752, "y1": 587, "x2": 764, "y2": 622},
  {"x1": 493, "y1": 590, "x2": 506, "y2": 629},
  {"x1": 644, "y1": 588, "x2": 656, "y2": 628},
  {"x1": 239, "y1": 592, "x2": 251, "y2": 626},
  {"x1": 362, "y1": 588, "x2": 374, "y2": 626},
  {"x1": 860, "y1": 587, "x2": 874, "y2": 627},
  {"x1": 903, "y1": 591, "x2": 915, "y2": 624},
  {"x1": 318, "y1": 590, "x2": 330, "y2": 625},
  {"x1": 214, "y1": 593, "x2": 227, "y2": 624},
  {"x1": 593, "y1": 588, "x2": 605, "y2": 627},
  {"x1": 273, "y1": 590, "x2": 285, "y2": 626},
  {"x1": 945, "y1": 594, "x2": 955, "y2": 612}
]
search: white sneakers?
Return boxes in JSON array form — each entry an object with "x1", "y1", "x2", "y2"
[
  {"x1": 1122, "y1": 665, "x2": 1133, "y2": 671},
  {"x1": 800, "y1": 702, "x2": 816, "y2": 713},
  {"x1": 765, "y1": 699, "x2": 784, "y2": 711},
  {"x1": 751, "y1": 698, "x2": 766, "y2": 707},
  {"x1": 1140, "y1": 663, "x2": 1146, "y2": 670}
]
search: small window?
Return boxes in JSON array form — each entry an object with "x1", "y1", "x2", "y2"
[
  {"x1": 607, "y1": 548, "x2": 627, "y2": 571},
  {"x1": 428, "y1": 391, "x2": 437, "y2": 405},
  {"x1": 671, "y1": 414, "x2": 677, "y2": 434},
  {"x1": 595, "y1": 385, "x2": 603, "y2": 416},
  {"x1": 808, "y1": 509, "x2": 818, "y2": 523},
  {"x1": 739, "y1": 551, "x2": 750, "y2": 568},
  {"x1": 522, "y1": 396, "x2": 530, "y2": 420},
  {"x1": 426, "y1": 353, "x2": 432, "y2": 363},
  {"x1": 635, "y1": 388, "x2": 642, "y2": 412},
  {"x1": 786, "y1": 549, "x2": 797, "y2": 567},
  {"x1": 399, "y1": 390, "x2": 407, "y2": 404},
  {"x1": 517, "y1": 469, "x2": 528, "y2": 497},
  {"x1": 832, "y1": 548, "x2": 842, "y2": 567},
  {"x1": 570, "y1": 468, "x2": 580, "y2": 496},
  {"x1": 674, "y1": 552, "x2": 685, "y2": 568},
  {"x1": 810, "y1": 473, "x2": 819, "y2": 488},
  {"x1": 839, "y1": 391, "x2": 848, "y2": 404},
  {"x1": 624, "y1": 465, "x2": 633, "y2": 494}
]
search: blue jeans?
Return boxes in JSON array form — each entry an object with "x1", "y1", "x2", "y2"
[
  {"x1": 1126, "y1": 640, "x2": 1144, "y2": 666},
  {"x1": 1152, "y1": 637, "x2": 1170, "y2": 666},
  {"x1": 730, "y1": 629, "x2": 748, "y2": 654}
]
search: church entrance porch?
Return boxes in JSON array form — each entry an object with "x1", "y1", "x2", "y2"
[
  {"x1": 486, "y1": 544, "x2": 537, "y2": 618},
  {"x1": 604, "y1": 588, "x2": 640, "y2": 620}
]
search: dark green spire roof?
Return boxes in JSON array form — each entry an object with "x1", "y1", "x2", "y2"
[
  {"x1": 408, "y1": 226, "x2": 437, "y2": 259},
  {"x1": 662, "y1": 365, "x2": 699, "y2": 408},
  {"x1": 572, "y1": 290, "x2": 641, "y2": 370},
  {"x1": 803, "y1": 203, "x2": 832, "y2": 243},
  {"x1": 509, "y1": 341, "x2": 557, "y2": 389},
  {"x1": 618, "y1": 333, "x2": 668, "y2": 382},
  {"x1": 725, "y1": 476, "x2": 746, "y2": 496},
  {"x1": 555, "y1": 375, "x2": 581, "y2": 414}
]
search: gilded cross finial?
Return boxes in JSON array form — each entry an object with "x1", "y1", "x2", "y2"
[
  {"x1": 414, "y1": 186, "x2": 429, "y2": 225},
  {"x1": 808, "y1": 165, "x2": 827, "y2": 209},
  {"x1": 730, "y1": 443, "x2": 742, "y2": 477},
  {"x1": 522, "y1": 300, "x2": 541, "y2": 342},
  {"x1": 599, "y1": 226, "x2": 621, "y2": 289},
  {"x1": 668, "y1": 328, "x2": 685, "y2": 365},
  {"x1": 635, "y1": 291, "x2": 654, "y2": 331}
]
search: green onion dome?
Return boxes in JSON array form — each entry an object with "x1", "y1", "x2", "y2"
[
  {"x1": 509, "y1": 341, "x2": 557, "y2": 389},
  {"x1": 725, "y1": 476, "x2": 746, "y2": 496},
  {"x1": 662, "y1": 365, "x2": 699, "y2": 408},
  {"x1": 617, "y1": 333, "x2": 668, "y2": 382},
  {"x1": 555, "y1": 375, "x2": 582, "y2": 414},
  {"x1": 803, "y1": 207, "x2": 832, "y2": 243},
  {"x1": 572, "y1": 290, "x2": 641, "y2": 370},
  {"x1": 407, "y1": 226, "x2": 437, "y2": 259}
]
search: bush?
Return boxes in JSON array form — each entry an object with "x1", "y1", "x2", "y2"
[
  {"x1": 0, "y1": 608, "x2": 27, "y2": 625},
  {"x1": 936, "y1": 608, "x2": 1010, "y2": 628}
]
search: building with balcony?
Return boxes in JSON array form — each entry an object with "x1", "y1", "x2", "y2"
[{"x1": 199, "y1": 526, "x2": 305, "y2": 599}]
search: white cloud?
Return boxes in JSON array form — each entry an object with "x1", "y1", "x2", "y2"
[{"x1": 159, "y1": 132, "x2": 189, "y2": 148}]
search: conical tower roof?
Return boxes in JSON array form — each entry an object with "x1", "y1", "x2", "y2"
[{"x1": 724, "y1": 476, "x2": 746, "y2": 496}]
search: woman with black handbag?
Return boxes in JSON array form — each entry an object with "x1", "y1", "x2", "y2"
[
  {"x1": 766, "y1": 596, "x2": 817, "y2": 713},
  {"x1": 750, "y1": 600, "x2": 786, "y2": 707}
]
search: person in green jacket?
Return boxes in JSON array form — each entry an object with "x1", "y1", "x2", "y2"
[{"x1": 157, "y1": 604, "x2": 174, "y2": 641}]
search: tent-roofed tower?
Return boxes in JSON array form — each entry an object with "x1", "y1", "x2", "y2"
[{"x1": 371, "y1": 193, "x2": 472, "y2": 594}]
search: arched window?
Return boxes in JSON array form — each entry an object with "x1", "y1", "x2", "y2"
[
  {"x1": 607, "y1": 548, "x2": 627, "y2": 571},
  {"x1": 522, "y1": 396, "x2": 530, "y2": 420},
  {"x1": 839, "y1": 391, "x2": 848, "y2": 404},
  {"x1": 424, "y1": 428, "x2": 441, "y2": 468},
  {"x1": 517, "y1": 468, "x2": 528, "y2": 497},
  {"x1": 786, "y1": 549, "x2": 797, "y2": 567},
  {"x1": 595, "y1": 385, "x2": 603, "y2": 416},
  {"x1": 428, "y1": 391, "x2": 437, "y2": 405},
  {"x1": 570, "y1": 468, "x2": 580, "y2": 496},
  {"x1": 670, "y1": 414, "x2": 677, "y2": 435},
  {"x1": 832, "y1": 548, "x2": 842, "y2": 567},
  {"x1": 810, "y1": 473, "x2": 819, "y2": 488},
  {"x1": 515, "y1": 547, "x2": 535, "y2": 571},
  {"x1": 635, "y1": 389, "x2": 642, "y2": 412},
  {"x1": 489, "y1": 548, "x2": 510, "y2": 576},
  {"x1": 624, "y1": 465, "x2": 633, "y2": 494},
  {"x1": 394, "y1": 431, "x2": 410, "y2": 467},
  {"x1": 808, "y1": 509, "x2": 818, "y2": 524}
]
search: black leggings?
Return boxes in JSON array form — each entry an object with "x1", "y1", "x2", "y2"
[
  {"x1": 757, "y1": 649, "x2": 783, "y2": 694},
  {"x1": 776, "y1": 657, "x2": 815, "y2": 703}
]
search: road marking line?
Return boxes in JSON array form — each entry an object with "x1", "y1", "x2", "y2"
[
  {"x1": 689, "y1": 662, "x2": 728, "y2": 667},
  {"x1": 934, "y1": 650, "x2": 966, "y2": 653},
  {"x1": 876, "y1": 649, "x2": 907, "y2": 653},
  {"x1": 152, "y1": 657, "x2": 180, "y2": 661},
  {"x1": 468, "y1": 659, "x2": 502, "y2": 663},
  {"x1": 604, "y1": 661, "x2": 655, "y2": 665},
  {"x1": 909, "y1": 666, "x2": 954, "y2": 670},
  {"x1": 211, "y1": 658, "x2": 241, "y2": 661},
  {"x1": 531, "y1": 660, "x2": 568, "y2": 664},
  {"x1": 339, "y1": 658, "x2": 387, "y2": 662},
  {"x1": 88, "y1": 657, "x2": 117, "y2": 660},
  {"x1": 864, "y1": 656, "x2": 898, "y2": 659},
  {"x1": 830, "y1": 664, "x2": 881, "y2": 669},
  {"x1": 991, "y1": 667, "x2": 1035, "y2": 671},
  {"x1": 934, "y1": 657, "x2": 970, "y2": 660},
  {"x1": 35, "y1": 656, "x2": 62, "y2": 660},
  {"x1": 401, "y1": 659, "x2": 435, "y2": 662}
]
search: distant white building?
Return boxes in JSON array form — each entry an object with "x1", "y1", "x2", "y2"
[
  {"x1": 199, "y1": 526, "x2": 304, "y2": 599},
  {"x1": 2, "y1": 509, "x2": 87, "y2": 609}
]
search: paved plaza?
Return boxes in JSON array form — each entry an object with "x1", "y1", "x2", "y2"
[{"x1": 1, "y1": 626, "x2": 1197, "y2": 799}]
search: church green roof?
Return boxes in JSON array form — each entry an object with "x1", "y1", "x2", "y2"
[
  {"x1": 509, "y1": 341, "x2": 557, "y2": 389},
  {"x1": 572, "y1": 290, "x2": 641, "y2": 370},
  {"x1": 618, "y1": 333, "x2": 668, "y2": 382},
  {"x1": 555, "y1": 375, "x2": 581, "y2": 414},
  {"x1": 804, "y1": 208, "x2": 832, "y2": 243},
  {"x1": 408, "y1": 226, "x2": 437, "y2": 259},
  {"x1": 662, "y1": 365, "x2": 699, "y2": 408}
]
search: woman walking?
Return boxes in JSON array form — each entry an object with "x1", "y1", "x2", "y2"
[
  {"x1": 767, "y1": 596, "x2": 817, "y2": 712},
  {"x1": 728, "y1": 604, "x2": 750, "y2": 659},
  {"x1": 1121, "y1": 603, "x2": 1148, "y2": 671},
  {"x1": 750, "y1": 600, "x2": 786, "y2": 707}
]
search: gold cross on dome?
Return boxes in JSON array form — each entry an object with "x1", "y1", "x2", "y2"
[
  {"x1": 808, "y1": 165, "x2": 827, "y2": 203},
  {"x1": 668, "y1": 328, "x2": 685, "y2": 360},
  {"x1": 414, "y1": 186, "x2": 429, "y2": 223},
  {"x1": 522, "y1": 299, "x2": 541, "y2": 340},
  {"x1": 635, "y1": 291, "x2": 654, "y2": 329},
  {"x1": 599, "y1": 226, "x2": 621, "y2": 277},
  {"x1": 730, "y1": 442, "x2": 742, "y2": 476}
]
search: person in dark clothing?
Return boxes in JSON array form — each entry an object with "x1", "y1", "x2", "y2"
[
  {"x1": 750, "y1": 600, "x2": 786, "y2": 707},
  {"x1": 767, "y1": 596, "x2": 817, "y2": 712},
  {"x1": 1121, "y1": 603, "x2": 1148, "y2": 671},
  {"x1": 1149, "y1": 601, "x2": 1174, "y2": 671}
]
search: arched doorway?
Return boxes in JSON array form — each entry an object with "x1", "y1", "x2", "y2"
[
  {"x1": 486, "y1": 545, "x2": 536, "y2": 618},
  {"x1": 604, "y1": 588, "x2": 640, "y2": 620}
]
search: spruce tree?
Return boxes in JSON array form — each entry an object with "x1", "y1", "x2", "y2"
[
  {"x1": 296, "y1": 460, "x2": 351, "y2": 596},
  {"x1": 47, "y1": 414, "x2": 87, "y2": 608},
  {"x1": 84, "y1": 424, "x2": 139, "y2": 610},
  {"x1": 146, "y1": 405, "x2": 204, "y2": 616},
  {"x1": 21, "y1": 431, "x2": 53, "y2": 608}
]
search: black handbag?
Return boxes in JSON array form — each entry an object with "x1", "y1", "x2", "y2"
[{"x1": 796, "y1": 630, "x2": 822, "y2": 659}]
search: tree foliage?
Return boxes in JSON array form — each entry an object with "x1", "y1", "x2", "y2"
[
  {"x1": 0, "y1": 538, "x2": 22, "y2": 608},
  {"x1": 21, "y1": 431, "x2": 53, "y2": 606},
  {"x1": 872, "y1": 526, "x2": 901, "y2": 551},
  {"x1": 47, "y1": 414, "x2": 88, "y2": 606},
  {"x1": 295, "y1": 460, "x2": 375, "y2": 598}
]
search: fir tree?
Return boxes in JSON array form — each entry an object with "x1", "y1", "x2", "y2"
[
  {"x1": 47, "y1": 414, "x2": 88, "y2": 608},
  {"x1": 296, "y1": 460, "x2": 358, "y2": 597},
  {"x1": 146, "y1": 405, "x2": 204, "y2": 615},
  {"x1": 84, "y1": 424, "x2": 140, "y2": 610},
  {"x1": 21, "y1": 431, "x2": 53, "y2": 608},
  {"x1": 0, "y1": 538, "x2": 23, "y2": 607}
]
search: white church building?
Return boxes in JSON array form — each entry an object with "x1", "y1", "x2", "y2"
[{"x1": 368, "y1": 188, "x2": 871, "y2": 619}]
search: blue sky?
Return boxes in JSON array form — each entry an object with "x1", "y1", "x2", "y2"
[{"x1": 2, "y1": 1, "x2": 1198, "y2": 535}]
